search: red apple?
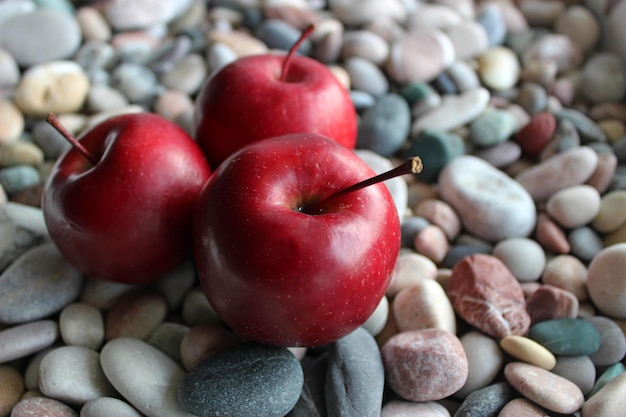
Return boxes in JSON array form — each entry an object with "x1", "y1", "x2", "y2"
[
  {"x1": 42, "y1": 113, "x2": 211, "y2": 284},
  {"x1": 194, "y1": 25, "x2": 357, "y2": 169},
  {"x1": 193, "y1": 133, "x2": 421, "y2": 347}
]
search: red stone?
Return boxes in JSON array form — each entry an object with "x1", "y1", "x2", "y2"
[
  {"x1": 526, "y1": 284, "x2": 579, "y2": 325},
  {"x1": 446, "y1": 254, "x2": 531, "y2": 338},
  {"x1": 514, "y1": 111, "x2": 557, "y2": 159}
]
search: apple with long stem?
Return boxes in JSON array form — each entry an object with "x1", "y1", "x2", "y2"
[
  {"x1": 42, "y1": 113, "x2": 211, "y2": 284},
  {"x1": 192, "y1": 133, "x2": 422, "y2": 347},
  {"x1": 194, "y1": 24, "x2": 357, "y2": 170}
]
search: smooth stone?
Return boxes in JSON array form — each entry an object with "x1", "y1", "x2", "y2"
[
  {"x1": 541, "y1": 255, "x2": 588, "y2": 301},
  {"x1": 111, "y1": 63, "x2": 160, "y2": 105},
  {"x1": 0, "y1": 99, "x2": 24, "y2": 145},
  {"x1": 446, "y1": 60, "x2": 480, "y2": 93},
  {"x1": 181, "y1": 286, "x2": 221, "y2": 327},
  {"x1": 146, "y1": 322, "x2": 190, "y2": 365},
  {"x1": 59, "y1": 303, "x2": 104, "y2": 350},
  {"x1": 604, "y1": 0, "x2": 626, "y2": 64},
  {"x1": 160, "y1": 53, "x2": 206, "y2": 95},
  {"x1": 497, "y1": 398, "x2": 551, "y2": 417},
  {"x1": 585, "y1": 316, "x2": 626, "y2": 366},
  {"x1": 386, "y1": 252, "x2": 438, "y2": 297},
  {"x1": 350, "y1": 90, "x2": 376, "y2": 111},
  {"x1": 441, "y1": 244, "x2": 492, "y2": 269},
  {"x1": 39, "y1": 346, "x2": 116, "y2": 405},
  {"x1": 0, "y1": 320, "x2": 58, "y2": 363},
  {"x1": 522, "y1": 34, "x2": 583, "y2": 73},
  {"x1": 178, "y1": 342, "x2": 303, "y2": 417},
  {"x1": 79, "y1": 278, "x2": 135, "y2": 311},
  {"x1": 445, "y1": 20, "x2": 489, "y2": 60},
  {"x1": 400, "y1": 217, "x2": 430, "y2": 248},
  {"x1": 393, "y1": 279, "x2": 456, "y2": 334},
  {"x1": 14, "y1": 60, "x2": 90, "y2": 117},
  {"x1": 593, "y1": 190, "x2": 626, "y2": 233},
  {"x1": 0, "y1": 365, "x2": 24, "y2": 416},
  {"x1": 0, "y1": 49, "x2": 20, "y2": 88},
  {"x1": 404, "y1": 129, "x2": 465, "y2": 183},
  {"x1": 447, "y1": 254, "x2": 530, "y2": 338},
  {"x1": 381, "y1": 400, "x2": 450, "y2": 417},
  {"x1": 439, "y1": 155, "x2": 536, "y2": 242},
  {"x1": 381, "y1": 328, "x2": 468, "y2": 401},
  {"x1": 455, "y1": 330, "x2": 505, "y2": 399},
  {"x1": 569, "y1": 226, "x2": 603, "y2": 262},
  {"x1": 101, "y1": 338, "x2": 195, "y2": 417},
  {"x1": 286, "y1": 353, "x2": 327, "y2": 417},
  {"x1": 357, "y1": 93, "x2": 410, "y2": 156},
  {"x1": 526, "y1": 285, "x2": 579, "y2": 324},
  {"x1": 469, "y1": 109, "x2": 518, "y2": 147},
  {"x1": 454, "y1": 382, "x2": 516, "y2": 417},
  {"x1": 476, "y1": 46, "x2": 520, "y2": 91},
  {"x1": 10, "y1": 397, "x2": 78, "y2": 417},
  {"x1": 529, "y1": 318, "x2": 601, "y2": 356},
  {"x1": 547, "y1": 185, "x2": 601, "y2": 229},
  {"x1": 180, "y1": 323, "x2": 239, "y2": 371},
  {"x1": 515, "y1": 146, "x2": 598, "y2": 203},
  {"x1": 407, "y1": 4, "x2": 462, "y2": 30},
  {"x1": 0, "y1": 8, "x2": 81, "y2": 66},
  {"x1": 553, "y1": 108, "x2": 606, "y2": 144},
  {"x1": 207, "y1": 43, "x2": 237, "y2": 73},
  {"x1": 75, "y1": 7, "x2": 112, "y2": 41},
  {"x1": 362, "y1": 295, "x2": 389, "y2": 337},
  {"x1": 515, "y1": 82, "x2": 547, "y2": 115},
  {"x1": 255, "y1": 19, "x2": 312, "y2": 55},
  {"x1": 579, "y1": 52, "x2": 626, "y2": 104},
  {"x1": 0, "y1": 165, "x2": 39, "y2": 195},
  {"x1": 0, "y1": 242, "x2": 82, "y2": 324},
  {"x1": 551, "y1": 355, "x2": 596, "y2": 396},
  {"x1": 413, "y1": 224, "x2": 449, "y2": 263},
  {"x1": 500, "y1": 335, "x2": 556, "y2": 370},
  {"x1": 329, "y1": 0, "x2": 407, "y2": 26},
  {"x1": 554, "y1": 5, "x2": 600, "y2": 53},
  {"x1": 206, "y1": 30, "x2": 268, "y2": 58},
  {"x1": 151, "y1": 260, "x2": 197, "y2": 310},
  {"x1": 344, "y1": 57, "x2": 389, "y2": 97},
  {"x1": 492, "y1": 237, "x2": 546, "y2": 282},
  {"x1": 326, "y1": 327, "x2": 384, "y2": 416},
  {"x1": 341, "y1": 30, "x2": 389, "y2": 65},
  {"x1": 534, "y1": 214, "x2": 571, "y2": 259},
  {"x1": 476, "y1": 3, "x2": 506, "y2": 47},
  {"x1": 504, "y1": 362, "x2": 583, "y2": 414},
  {"x1": 588, "y1": 362, "x2": 625, "y2": 398},
  {"x1": 23, "y1": 346, "x2": 54, "y2": 391},
  {"x1": 583, "y1": 368, "x2": 626, "y2": 416},
  {"x1": 80, "y1": 397, "x2": 143, "y2": 417},
  {"x1": 414, "y1": 199, "x2": 460, "y2": 240},
  {"x1": 519, "y1": 0, "x2": 564, "y2": 25},
  {"x1": 0, "y1": 202, "x2": 49, "y2": 271},
  {"x1": 106, "y1": 290, "x2": 168, "y2": 341},
  {"x1": 0, "y1": 140, "x2": 43, "y2": 168},
  {"x1": 85, "y1": 84, "x2": 129, "y2": 114},
  {"x1": 412, "y1": 88, "x2": 491, "y2": 135},
  {"x1": 514, "y1": 111, "x2": 556, "y2": 159},
  {"x1": 473, "y1": 140, "x2": 521, "y2": 168},
  {"x1": 103, "y1": 0, "x2": 193, "y2": 30},
  {"x1": 31, "y1": 120, "x2": 71, "y2": 160}
]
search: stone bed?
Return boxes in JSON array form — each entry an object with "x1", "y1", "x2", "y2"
[{"x1": 1, "y1": 0, "x2": 626, "y2": 416}]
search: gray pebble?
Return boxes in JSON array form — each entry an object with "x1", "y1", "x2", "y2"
[
  {"x1": 160, "y1": 53, "x2": 207, "y2": 95},
  {"x1": 32, "y1": 121, "x2": 72, "y2": 160},
  {"x1": 585, "y1": 316, "x2": 626, "y2": 367},
  {"x1": 553, "y1": 108, "x2": 607, "y2": 144},
  {"x1": 177, "y1": 342, "x2": 304, "y2": 417},
  {"x1": 0, "y1": 8, "x2": 82, "y2": 67},
  {"x1": 551, "y1": 355, "x2": 596, "y2": 396},
  {"x1": 325, "y1": 327, "x2": 385, "y2": 417},
  {"x1": 148, "y1": 35, "x2": 193, "y2": 76},
  {"x1": 0, "y1": 242, "x2": 83, "y2": 324},
  {"x1": 73, "y1": 39, "x2": 117, "y2": 71},
  {"x1": 613, "y1": 138, "x2": 626, "y2": 164},
  {"x1": 111, "y1": 63, "x2": 162, "y2": 105},
  {"x1": 453, "y1": 382, "x2": 516, "y2": 417},
  {"x1": 350, "y1": 90, "x2": 376, "y2": 111},
  {"x1": 579, "y1": 52, "x2": 626, "y2": 104},
  {"x1": 85, "y1": 84, "x2": 130, "y2": 114},
  {"x1": 146, "y1": 322, "x2": 190, "y2": 366},
  {"x1": 0, "y1": 320, "x2": 59, "y2": 363},
  {"x1": 287, "y1": 353, "x2": 328, "y2": 417},
  {"x1": 401, "y1": 216, "x2": 431, "y2": 248},
  {"x1": 515, "y1": 82, "x2": 547, "y2": 115},
  {"x1": 442, "y1": 245, "x2": 491, "y2": 269},
  {"x1": 344, "y1": 57, "x2": 389, "y2": 97},
  {"x1": 432, "y1": 72, "x2": 458, "y2": 95},
  {"x1": 207, "y1": 43, "x2": 237, "y2": 74},
  {"x1": 473, "y1": 140, "x2": 522, "y2": 168},
  {"x1": 357, "y1": 93, "x2": 410, "y2": 156},
  {"x1": 0, "y1": 165, "x2": 40, "y2": 195},
  {"x1": 0, "y1": 202, "x2": 49, "y2": 272},
  {"x1": 550, "y1": 118, "x2": 580, "y2": 154},
  {"x1": 609, "y1": 165, "x2": 626, "y2": 191},
  {"x1": 469, "y1": 109, "x2": 519, "y2": 147},
  {"x1": 0, "y1": 48, "x2": 20, "y2": 87},
  {"x1": 476, "y1": 4, "x2": 507, "y2": 47},
  {"x1": 255, "y1": 19, "x2": 312, "y2": 55},
  {"x1": 568, "y1": 226, "x2": 603, "y2": 262}
]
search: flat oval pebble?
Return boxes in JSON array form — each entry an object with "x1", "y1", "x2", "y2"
[
  {"x1": 593, "y1": 190, "x2": 626, "y2": 233},
  {"x1": 344, "y1": 57, "x2": 389, "y2": 97},
  {"x1": 492, "y1": 237, "x2": 545, "y2": 282},
  {"x1": 504, "y1": 362, "x2": 584, "y2": 414},
  {"x1": 0, "y1": 365, "x2": 24, "y2": 416},
  {"x1": 469, "y1": 108, "x2": 519, "y2": 147},
  {"x1": 178, "y1": 342, "x2": 303, "y2": 417},
  {"x1": 0, "y1": 99, "x2": 24, "y2": 144},
  {"x1": 381, "y1": 328, "x2": 468, "y2": 401},
  {"x1": 341, "y1": 30, "x2": 389, "y2": 65},
  {"x1": 392, "y1": 279, "x2": 456, "y2": 334},
  {"x1": 80, "y1": 397, "x2": 144, "y2": 417},
  {"x1": 514, "y1": 111, "x2": 556, "y2": 159},
  {"x1": 445, "y1": 20, "x2": 489, "y2": 60},
  {"x1": 180, "y1": 323, "x2": 239, "y2": 371},
  {"x1": 454, "y1": 381, "x2": 517, "y2": 417},
  {"x1": 515, "y1": 146, "x2": 598, "y2": 202},
  {"x1": 329, "y1": 0, "x2": 407, "y2": 26},
  {"x1": 0, "y1": 242, "x2": 83, "y2": 324},
  {"x1": 579, "y1": 52, "x2": 626, "y2": 104},
  {"x1": 455, "y1": 330, "x2": 505, "y2": 399},
  {"x1": 551, "y1": 355, "x2": 596, "y2": 396},
  {"x1": 10, "y1": 397, "x2": 78, "y2": 417},
  {"x1": 357, "y1": 93, "x2": 410, "y2": 156},
  {"x1": 497, "y1": 397, "x2": 552, "y2": 417},
  {"x1": 0, "y1": 140, "x2": 44, "y2": 167},
  {"x1": 583, "y1": 371, "x2": 626, "y2": 417},
  {"x1": 500, "y1": 335, "x2": 556, "y2": 370},
  {"x1": 412, "y1": 88, "x2": 490, "y2": 134},
  {"x1": 553, "y1": 107, "x2": 606, "y2": 143},
  {"x1": 476, "y1": 46, "x2": 520, "y2": 91},
  {"x1": 413, "y1": 224, "x2": 449, "y2": 263},
  {"x1": 414, "y1": 198, "x2": 461, "y2": 240},
  {"x1": 587, "y1": 243, "x2": 626, "y2": 318},
  {"x1": 546, "y1": 185, "x2": 601, "y2": 228},
  {"x1": 525, "y1": 284, "x2": 579, "y2": 324},
  {"x1": 105, "y1": 290, "x2": 168, "y2": 341},
  {"x1": 386, "y1": 252, "x2": 438, "y2": 297},
  {"x1": 439, "y1": 155, "x2": 536, "y2": 242},
  {"x1": 585, "y1": 315, "x2": 626, "y2": 366},
  {"x1": 381, "y1": 400, "x2": 450, "y2": 417},
  {"x1": 146, "y1": 322, "x2": 189, "y2": 365},
  {"x1": 0, "y1": 320, "x2": 58, "y2": 363},
  {"x1": 100, "y1": 337, "x2": 196, "y2": 417},
  {"x1": 103, "y1": 0, "x2": 193, "y2": 31},
  {"x1": 447, "y1": 254, "x2": 530, "y2": 338},
  {"x1": 362, "y1": 295, "x2": 389, "y2": 336},
  {"x1": 588, "y1": 362, "x2": 625, "y2": 398},
  {"x1": 59, "y1": 303, "x2": 104, "y2": 350},
  {"x1": 529, "y1": 318, "x2": 601, "y2": 356}
]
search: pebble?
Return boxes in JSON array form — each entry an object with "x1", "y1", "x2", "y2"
[
  {"x1": 0, "y1": 202, "x2": 49, "y2": 272},
  {"x1": 401, "y1": 217, "x2": 431, "y2": 248},
  {"x1": 344, "y1": 57, "x2": 389, "y2": 97},
  {"x1": 414, "y1": 199, "x2": 461, "y2": 240},
  {"x1": 514, "y1": 82, "x2": 547, "y2": 115},
  {"x1": 381, "y1": 400, "x2": 450, "y2": 417},
  {"x1": 469, "y1": 108, "x2": 519, "y2": 147},
  {"x1": 515, "y1": 146, "x2": 598, "y2": 202},
  {"x1": 80, "y1": 397, "x2": 143, "y2": 417},
  {"x1": 392, "y1": 279, "x2": 456, "y2": 334},
  {"x1": 256, "y1": 19, "x2": 312, "y2": 55},
  {"x1": 499, "y1": 335, "x2": 556, "y2": 370},
  {"x1": 179, "y1": 323, "x2": 239, "y2": 371},
  {"x1": 403, "y1": 129, "x2": 465, "y2": 183},
  {"x1": 0, "y1": 8, "x2": 82, "y2": 67},
  {"x1": 492, "y1": 237, "x2": 546, "y2": 282},
  {"x1": 341, "y1": 30, "x2": 389, "y2": 65},
  {"x1": 326, "y1": 327, "x2": 385, "y2": 416},
  {"x1": 473, "y1": 140, "x2": 521, "y2": 168},
  {"x1": 59, "y1": 303, "x2": 105, "y2": 350},
  {"x1": 145, "y1": 322, "x2": 189, "y2": 365},
  {"x1": 386, "y1": 252, "x2": 438, "y2": 297},
  {"x1": 178, "y1": 342, "x2": 303, "y2": 417},
  {"x1": 546, "y1": 184, "x2": 601, "y2": 229},
  {"x1": 497, "y1": 397, "x2": 550, "y2": 417},
  {"x1": 362, "y1": 295, "x2": 389, "y2": 336},
  {"x1": 85, "y1": 84, "x2": 130, "y2": 114},
  {"x1": 523, "y1": 33, "x2": 583, "y2": 73},
  {"x1": 356, "y1": 93, "x2": 410, "y2": 156},
  {"x1": 589, "y1": 362, "x2": 625, "y2": 398},
  {"x1": 103, "y1": 0, "x2": 193, "y2": 31},
  {"x1": 446, "y1": 60, "x2": 480, "y2": 93},
  {"x1": 541, "y1": 255, "x2": 588, "y2": 301},
  {"x1": 0, "y1": 140, "x2": 44, "y2": 168},
  {"x1": 582, "y1": 370, "x2": 626, "y2": 417},
  {"x1": 111, "y1": 63, "x2": 160, "y2": 105},
  {"x1": 39, "y1": 346, "x2": 116, "y2": 405},
  {"x1": 447, "y1": 254, "x2": 530, "y2": 338},
  {"x1": 0, "y1": 242, "x2": 82, "y2": 324},
  {"x1": 554, "y1": 5, "x2": 600, "y2": 53},
  {"x1": 381, "y1": 328, "x2": 468, "y2": 402},
  {"x1": 579, "y1": 52, "x2": 626, "y2": 104},
  {"x1": 585, "y1": 315, "x2": 626, "y2": 366},
  {"x1": 0, "y1": 365, "x2": 24, "y2": 417},
  {"x1": 476, "y1": 4, "x2": 507, "y2": 47},
  {"x1": 105, "y1": 290, "x2": 168, "y2": 341},
  {"x1": 14, "y1": 60, "x2": 90, "y2": 117},
  {"x1": 0, "y1": 165, "x2": 40, "y2": 195},
  {"x1": 454, "y1": 381, "x2": 516, "y2": 417},
  {"x1": 587, "y1": 243, "x2": 626, "y2": 318},
  {"x1": 593, "y1": 190, "x2": 626, "y2": 233},
  {"x1": 529, "y1": 318, "x2": 601, "y2": 356},
  {"x1": 504, "y1": 362, "x2": 583, "y2": 414},
  {"x1": 407, "y1": 4, "x2": 462, "y2": 30},
  {"x1": 0, "y1": 100, "x2": 24, "y2": 145},
  {"x1": 445, "y1": 20, "x2": 489, "y2": 60},
  {"x1": 0, "y1": 49, "x2": 20, "y2": 88},
  {"x1": 553, "y1": 355, "x2": 597, "y2": 397},
  {"x1": 455, "y1": 330, "x2": 505, "y2": 399},
  {"x1": 514, "y1": 111, "x2": 556, "y2": 159},
  {"x1": 75, "y1": 7, "x2": 112, "y2": 41},
  {"x1": 553, "y1": 107, "x2": 607, "y2": 143},
  {"x1": 0, "y1": 320, "x2": 58, "y2": 363},
  {"x1": 438, "y1": 155, "x2": 536, "y2": 242},
  {"x1": 329, "y1": 0, "x2": 407, "y2": 26},
  {"x1": 181, "y1": 286, "x2": 221, "y2": 327},
  {"x1": 160, "y1": 53, "x2": 207, "y2": 95},
  {"x1": 586, "y1": 151, "x2": 617, "y2": 194},
  {"x1": 10, "y1": 397, "x2": 78, "y2": 417},
  {"x1": 568, "y1": 226, "x2": 603, "y2": 262},
  {"x1": 526, "y1": 284, "x2": 579, "y2": 324},
  {"x1": 413, "y1": 225, "x2": 448, "y2": 263},
  {"x1": 476, "y1": 46, "x2": 520, "y2": 91}
]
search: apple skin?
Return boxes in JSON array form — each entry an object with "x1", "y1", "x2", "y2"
[
  {"x1": 194, "y1": 53, "x2": 358, "y2": 169},
  {"x1": 42, "y1": 113, "x2": 211, "y2": 284},
  {"x1": 192, "y1": 133, "x2": 400, "y2": 347}
]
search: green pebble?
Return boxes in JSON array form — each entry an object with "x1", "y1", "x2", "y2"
[
  {"x1": 403, "y1": 129, "x2": 465, "y2": 183},
  {"x1": 33, "y1": 0, "x2": 75, "y2": 13},
  {"x1": 399, "y1": 82, "x2": 431, "y2": 106},
  {"x1": 529, "y1": 318, "x2": 602, "y2": 356},
  {"x1": 469, "y1": 109, "x2": 519, "y2": 147},
  {"x1": 588, "y1": 362, "x2": 625, "y2": 398}
]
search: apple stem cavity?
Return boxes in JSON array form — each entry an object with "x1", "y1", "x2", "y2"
[
  {"x1": 47, "y1": 113, "x2": 97, "y2": 165},
  {"x1": 280, "y1": 24, "x2": 315, "y2": 82}
]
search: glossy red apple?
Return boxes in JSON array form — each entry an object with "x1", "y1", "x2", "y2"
[
  {"x1": 194, "y1": 25, "x2": 357, "y2": 169},
  {"x1": 192, "y1": 133, "x2": 422, "y2": 347},
  {"x1": 42, "y1": 113, "x2": 211, "y2": 284}
]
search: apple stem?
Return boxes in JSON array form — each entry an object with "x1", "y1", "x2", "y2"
[
  {"x1": 47, "y1": 113, "x2": 97, "y2": 165},
  {"x1": 280, "y1": 24, "x2": 315, "y2": 82}
]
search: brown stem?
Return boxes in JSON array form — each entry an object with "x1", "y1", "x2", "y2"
[
  {"x1": 47, "y1": 113, "x2": 97, "y2": 165},
  {"x1": 280, "y1": 24, "x2": 315, "y2": 82}
]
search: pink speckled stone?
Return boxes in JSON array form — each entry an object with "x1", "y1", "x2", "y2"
[
  {"x1": 446, "y1": 254, "x2": 530, "y2": 338},
  {"x1": 381, "y1": 328, "x2": 468, "y2": 401},
  {"x1": 381, "y1": 400, "x2": 451, "y2": 417},
  {"x1": 10, "y1": 397, "x2": 78, "y2": 417}
]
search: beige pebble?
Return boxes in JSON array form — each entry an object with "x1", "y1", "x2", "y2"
[
  {"x1": 599, "y1": 119, "x2": 625, "y2": 143},
  {"x1": 80, "y1": 397, "x2": 143, "y2": 417},
  {"x1": 59, "y1": 303, "x2": 105, "y2": 350},
  {"x1": 492, "y1": 238, "x2": 546, "y2": 282},
  {"x1": 0, "y1": 365, "x2": 24, "y2": 417},
  {"x1": 392, "y1": 280, "x2": 456, "y2": 334},
  {"x1": 23, "y1": 348, "x2": 54, "y2": 391},
  {"x1": 523, "y1": 34, "x2": 583, "y2": 73},
  {"x1": 554, "y1": 5, "x2": 600, "y2": 53},
  {"x1": 477, "y1": 47, "x2": 520, "y2": 91},
  {"x1": 602, "y1": 221, "x2": 626, "y2": 247},
  {"x1": 14, "y1": 60, "x2": 90, "y2": 117},
  {"x1": 518, "y1": 0, "x2": 565, "y2": 26},
  {"x1": 541, "y1": 255, "x2": 588, "y2": 301},
  {"x1": 386, "y1": 252, "x2": 438, "y2": 297},
  {"x1": 180, "y1": 323, "x2": 239, "y2": 371},
  {"x1": 414, "y1": 198, "x2": 461, "y2": 240},
  {"x1": 587, "y1": 243, "x2": 626, "y2": 318},
  {"x1": 206, "y1": 29, "x2": 268, "y2": 57},
  {"x1": 0, "y1": 49, "x2": 20, "y2": 88},
  {"x1": 500, "y1": 335, "x2": 556, "y2": 370},
  {"x1": 106, "y1": 290, "x2": 168, "y2": 341},
  {"x1": 10, "y1": 397, "x2": 78, "y2": 417},
  {"x1": 592, "y1": 190, "x2": 626, "y2": 233},
  {"x1": 328, "y1": 64, "x2": 350, "y2": 90},
  {"x1": 0, "y1": 140, "x2": 44, "y2": 168},
  {"x1": 0, "y1": 99, "x2": 24, "y2": 145},
  {"x1": 582, "y1": 371, "x2": 626, "y2": 417},
  {"x1": 498, "y1": 398, "x2": 550, "y2": 417},
  {"x1": 329, "y1": 0, "x2": 407, "y2": 26},
  {"x1": 587, "y1": 152, "x2": 617, "y2": 194},
  {"x1": 446, "y1": 20, "x2": 489, "y2": 61},
  {"x1": 414, "y1": 225, "x2": 449, "y2": 264},
  {"x1": 150, "y1": 260, "x2": 197, "y2": 310},
  {"x1": 154, "y1": 90, "x2": 195, "y2": 122},
  {"x1": 455, "y1": 330, "x2": 505, "y2": 399},
  {"x1": 75, "y1": 7, "x2": 111, "y2": 41},
  {"x1": 341, "y1": 30, "x2": 389, "y2": 65},
  {"x1": 546, "y1": 185, "x2": 601, "y2": 229},
  {"x1": 504, "y1": 362, "x2": 583, "y2": 414}
]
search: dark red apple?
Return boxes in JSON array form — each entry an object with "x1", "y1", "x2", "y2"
[
  {"x1": 42, "y1": 113, "x2": 211, "y2": 284},
  {"x1": 194, "y1": 25, "x2": 357, "y2": 169},
  {"x1": 192, "y1": 133, "x2": 421, "y2": 347}
]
